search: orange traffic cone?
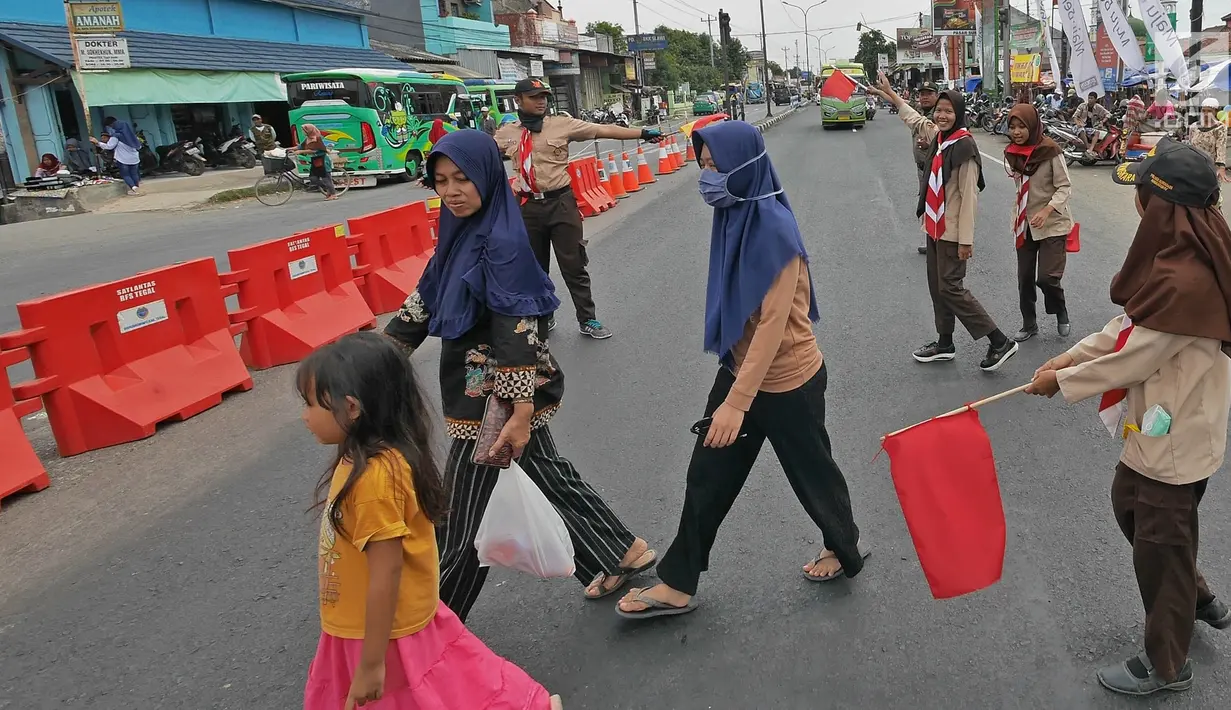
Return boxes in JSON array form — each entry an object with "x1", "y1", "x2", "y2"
[
  {"x1": 671, "y1": 136, "x2": 685, "y2": 170},
  {"x1": 685, "y1": 137, "x2": 696, "y2": 163},
  {"x1": 606, "y1": 152, "x2": 628, "y2": 199},
  {"x1": 596, "y1": 159, "x2": 616, "y2": 200},
  {"x1": 635, "y1": 147, "x2": 656, "y2": 184},
  {"x1": 621, "y1": 151, "x2": 641, "y2": 193},
  {"x1": 657, "y1": 141, "x2": 677, "y2": 175}
]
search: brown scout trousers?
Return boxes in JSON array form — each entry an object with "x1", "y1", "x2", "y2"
[
  {"x1": 520, "y1": 191, "x2": 597, "y2": 323},
  {"x1": 1111, "y1": 463, "x2": 1215, "y2": 681},
  {"x1": 924, "y1": 238, "x2": 997, "y2": 340},
  {"x1": 1016, "y1": 232, "x2": 1067, "y2": 327}
]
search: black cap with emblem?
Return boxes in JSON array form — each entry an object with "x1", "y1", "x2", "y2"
[
  {"x1": 1112, "y1": 137, "x2": 1220, "y2": 208},
  {"x1": 514, "y1": 78, "x2": 552, "y2": 96},
  {"x1": 919, "y1": 82, "x2": 940, "y2": 93}
]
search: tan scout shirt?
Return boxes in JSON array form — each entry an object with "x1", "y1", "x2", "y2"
[
  {"x1": 494, "y1": 116, "x2": 601, "y2": 192},
  {"x1": 1057, "y1": 314, "x2": 1231, "y2": 485},
  {"x1": 1015, "y1": 154, "x2": 1075, "y2": 240},
  {"x1": 725, "y1": 257, "x2": 824, "y2": 411},
  {"x1": 898, "y1": 104, "x2": 979, "y2": 246}
]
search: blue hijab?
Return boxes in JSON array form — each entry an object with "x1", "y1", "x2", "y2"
[
  {"x1": 105, "y1": 119, "x2": 140, "y2": 149},
  {"x1": 692, "y1": 121, "x2": 818, "y2": 361},
  {"x1": 416, "y1": 130, "x2": 559, "y2": 340}
]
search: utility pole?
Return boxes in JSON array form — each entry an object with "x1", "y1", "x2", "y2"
[
  {"x1": 759, "y1": 0, "x2": 772, "y2": 117},
  {"x1": 631, "y1": 0, "x2": 643, "y2": 87},
  {"x1": 1192, "y1": 0, "x2": 1204, "y2": 72},
  {"x1": 1000, "y1": 0, "x2": 1011, "y2": 100},
  {"x1": 709, "y1": 13, "x2": 718, "y2": 66},
  {"x1": 783, "y1": 45, "x2": 791, "y2": 79},
  {"x1": 720, "y1": 9, "x2": 737, "y2": 117}
]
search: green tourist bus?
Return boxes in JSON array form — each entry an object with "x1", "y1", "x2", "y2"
[
  {"x1": 463, "y1": 79, "x2": 551, "y2": 128},
  {"x1": 283, "y1": 69, "x2": 473, "y2": 185},
  {"x1": 817, "y1": 62, "x2": 869, "y2": 129}
]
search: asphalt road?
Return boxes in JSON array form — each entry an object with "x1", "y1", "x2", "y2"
[{"x1": 3, "y1": 105, "x2": 1231, "y2": 709}]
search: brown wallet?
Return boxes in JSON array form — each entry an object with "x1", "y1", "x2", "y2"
[{"x1": 472, "y1": 395, "x2": 515, "y2": 468}]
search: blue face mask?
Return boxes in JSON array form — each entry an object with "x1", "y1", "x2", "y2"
[{"x1": 698, "y1": 149, "x2": 782, "y2": 208}]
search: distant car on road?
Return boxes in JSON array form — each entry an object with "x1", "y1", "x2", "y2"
[{"x1": 693, "y1": 93, "x2": 719, "y2": 116}]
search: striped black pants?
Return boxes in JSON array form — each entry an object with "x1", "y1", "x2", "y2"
[{"x1": 438, "y1": 426, "x2": 638, "y2": 621}]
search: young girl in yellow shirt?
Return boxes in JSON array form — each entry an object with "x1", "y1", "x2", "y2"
[{"x1": 298, "y1": 332, "x2": 562, "y2": 710}]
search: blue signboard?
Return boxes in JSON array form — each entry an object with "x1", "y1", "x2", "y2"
[
  {"x1": 627, "y1": 33, "x2": 669, "y2": 52},
  {"x1": 1100, "y1": 67, "x2": 1119, "y2": 93},
  {"x1": 800, "y1": 71, "x2": 812, "y2": 82}
]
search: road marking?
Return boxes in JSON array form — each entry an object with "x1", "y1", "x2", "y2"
[{"x1": 979, "y1": 151, "x2": 1006, "y2": 170}]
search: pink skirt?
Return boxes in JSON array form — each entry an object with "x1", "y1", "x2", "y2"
[{"x1": 304, "y1": 602, "x2": 552, "y2": 710}]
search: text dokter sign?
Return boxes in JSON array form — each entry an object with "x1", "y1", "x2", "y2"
[{"x1": 67, "y1": 2, "x2": 125, "y2": 34}]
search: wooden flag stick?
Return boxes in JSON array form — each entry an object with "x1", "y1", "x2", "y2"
[{"x1": 882, "y1": 384, "x2": 1032, "y2": 440}]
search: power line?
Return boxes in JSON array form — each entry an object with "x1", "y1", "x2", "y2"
[{"x1": 731, "y1": 12, "x2": 916, "y2": 39}]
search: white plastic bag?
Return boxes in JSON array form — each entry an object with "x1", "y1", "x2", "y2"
[{"x1": 475, "y1": 461, "x2": 575, "y2": 578}]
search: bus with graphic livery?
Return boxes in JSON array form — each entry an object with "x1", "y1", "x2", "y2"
[
  {"x1": 816, "y1": 62, "x2": 869, "y2": 129},
  {"x1": 463, "y1": 79, "x2": 552, "y2": 127},
  {"x1": 283, "y1": 69, "x2": 472, "y2": 186}
]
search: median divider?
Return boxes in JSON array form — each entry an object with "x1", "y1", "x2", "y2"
[
  {"x1": 222, "y1": 226, "x2": 377, "y2": 370},
  {"x1": 0, "y1": 259, "x2": 253, "y2": 457},
  {"x1": 347, "y1": 203, "x2": 436, "y2": 315},
  {"x1": 0, "y1": 346, "x2": 49, "y2": 510}
]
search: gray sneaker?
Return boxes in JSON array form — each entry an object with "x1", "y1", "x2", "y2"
[
  {"x1": 1096, "y1": 652, "x2": 1193, "y2": 696},
  {"x1": 1198, "y1": 597, "x2": 1231, "y2": 629},
  {"x1": 580, "y1": 319, "x2": 612, "y2": 340}
]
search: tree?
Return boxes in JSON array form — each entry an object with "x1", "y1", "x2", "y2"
[
  {"x1": 645, "y1": 25, "x2": 722, "y2": 90},
  {"x1": 853, "y1": 28, "x2": 895, "y2": 81},
  {"x1": 585, "y1": 21, "x2": 626, "y2": 53},
  {"x1": 767, "y1": 60, "x2": 784, "y2": 79}
]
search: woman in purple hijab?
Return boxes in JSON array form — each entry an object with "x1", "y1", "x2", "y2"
[{"x1": 617, "y1": 121, "x2": 868, "y2": 620}]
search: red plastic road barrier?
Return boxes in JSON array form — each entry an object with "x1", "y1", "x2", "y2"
[
  {"x1": 223, "y1": 225, "x2": 377, "y2": 369},
  {"x1": 0, "y1": 258, "x2": 253, "y2": 457},
  {"x1": 0, "y1": 346, "x2": 49, "y2": 510},
  {"x1": 347, "y1": 202, "x2": 436, "y2": 315},
  {"x1": 570, "y1": 157, "x2": 615, "y2": 216},
  {"x1": 426, "y1": 207, "x2": 440, "y2": 245}
]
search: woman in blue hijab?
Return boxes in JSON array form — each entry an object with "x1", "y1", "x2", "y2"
[
  {"x1": 91, "y1": 117, "x2": 143, "y2": 194},
  {"x1": 384, "y1": 130, "x2": 656, "y2": 621},
  {"x1": 617, "y1": 121, "x2": 868, "y2": 620}
]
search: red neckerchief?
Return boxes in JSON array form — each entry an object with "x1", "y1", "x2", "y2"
[
  {"x1": 923, "y1": 128, "x2": 972, "y2": 240},
  {"x1": 1005, "y1": 144, "x2": 1036, "y2": 249},
  {"x1": 518, "y1": 128, "x2": 538, "y2": 195}
]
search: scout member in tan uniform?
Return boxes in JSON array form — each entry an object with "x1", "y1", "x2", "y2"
[
  {"x1": 1028, "y1": 139, "x2": 1231, "y2": 696},
  {"x1": 910, "y1": 82, "x2": 940, "y2": 255},
  {"x1": 495, "y1": 78, "x2": 661, "y2": 339}
]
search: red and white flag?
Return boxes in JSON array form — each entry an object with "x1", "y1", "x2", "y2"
[{"x1": 1097, "y1": 316, "x2": 1135, "y2": 437}]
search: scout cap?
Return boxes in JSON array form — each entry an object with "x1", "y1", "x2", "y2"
[
  {"x1": 919, "y1": 82, "x2": 939, "y2": 93},
  {"x1": 514, "y1": 78, "x2": 551, "y2": 96},
  {"x1": 1112, "y1": 137, "x2": 1220, "y2": 208}
]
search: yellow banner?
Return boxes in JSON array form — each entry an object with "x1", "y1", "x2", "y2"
[{"x1": 1010, "y1": 54, "x2": 1042, "y2": 84}]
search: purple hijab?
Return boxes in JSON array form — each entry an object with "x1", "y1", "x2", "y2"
[
  {"x1": 692, "y1": 121, "x2": 818, "y2": 361},
  {"x1": 416, "y1": 130, "x2": 559, "y2": 340}
]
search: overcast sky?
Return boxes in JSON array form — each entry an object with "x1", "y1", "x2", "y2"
[{"x1": 565, "y1": 0, "x2": 1225, "y2": 72}]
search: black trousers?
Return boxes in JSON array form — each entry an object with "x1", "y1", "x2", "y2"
[
  {"x1": 437, "y1": 426, "x2": 636, "y2": 621},
  {"x1": 656, "y1": 364, "x2": 864, "y2": 596},
  {"x1": 1111, "y1": 464, "x2": 1216, "y2": 682},
  {"x1": 521, "y1": 191, "x2": 597, "y2": 323},
  {"x1": 1016, "y1": 232, "x2": 1067, "y2": 327},
  {"x1": 925, "y1": 238, "x2": 997, "y2": 340}
]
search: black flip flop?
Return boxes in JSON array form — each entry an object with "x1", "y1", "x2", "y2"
[
  {"x1": 585, "y1": 550, "x2": 658, "y2": 600},
  {"x1": 803, "y1": 541, "x2": 871, "y2": 583},
  {"x1": 616, "y1": 589, "x2": 700, "y2": 619}
]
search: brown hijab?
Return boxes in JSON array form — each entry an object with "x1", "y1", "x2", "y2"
[
  {"x1": 1003, "y1": 104, "x2": 1062, "y2": 176},
  {"x1": 1111, "y1": 187, "x2": 1231, "y2": 353}
]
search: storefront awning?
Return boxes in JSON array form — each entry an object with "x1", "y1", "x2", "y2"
[
  {"x1": 73, "y1": 69, "x2": 286, "y2": 105},
  {"x1": 0, "y1": 21, "x2": 408, "y2": 73}
]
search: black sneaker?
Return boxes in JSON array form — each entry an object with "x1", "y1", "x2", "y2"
[
  {"x1": 547, "y1": 316, "x2": 557, "y2": 332},
  {"x1": 1097, "y1": 652, "x2": 1193, "y2": 696},
  {"x1": 979, "y1": 339, "x2": 1019, "y2": 372},
  {"x1": 917, "y1": 244, "x2": 928, "y2": 255},
  {"x1": 1198, "y1": 598, "x2": 1231, "y2": 629},
  {"x1": 1057, "y1": 313, "x2": 1071, "y2": 337},
  {"x1": 580, "y1": 319, "x2": 612, "y2": 339},
  {"x1": 912, "y1": 341, "x2": 956, "y2": 363},
  {"x1": 1012, "y1": 326, "x2": 1038, "y2": 343}
]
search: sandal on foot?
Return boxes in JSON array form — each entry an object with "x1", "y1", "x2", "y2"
[
  {"x1": 803, "y1": 541, "x2": 871, "y2": 582},
  {"x1": 616, "y1": 588, "x2": 699, "y2": 619},
  {"x1": 585, "y1": 550, "x2": 657, "y2": 600}
]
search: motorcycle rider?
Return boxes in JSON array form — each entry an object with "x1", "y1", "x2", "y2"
[
  {"x1": 1072, "y1": 92, "x2": 1110, "y2": 158},
  {"x1": 909, "y1": 82, "x2": 941, "y2": 255}
]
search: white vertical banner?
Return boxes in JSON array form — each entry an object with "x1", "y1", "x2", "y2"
[
  {"x1": 941, "y1": 36, "x2": 951, "y2": 85},
  {"x1": 1056, "y1": 0, "x2": 1105, "y2": 96},
  {"x1": 973, "y1": 8, "x2": 984, "y2": 80},
  {"x1": 1099, "y1": 0, "x2": 1146, "y2": 73},
  {"x1": 1036, "y1": 0, "x2": 1064, "y2": 91},
  {"x1": 1138, "y1": 0, "x2": 1192, "y2": 89}
]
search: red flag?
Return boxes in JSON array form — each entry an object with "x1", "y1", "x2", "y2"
[
  {"x1": 883, "y1": 409, "x2": 1006, "y2": 599},
  {"x1": 820, "y1": 69, "x2": 857, "y2": 102}
]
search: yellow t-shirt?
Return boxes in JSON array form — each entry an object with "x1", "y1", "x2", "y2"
[{"x1": 318, "y1": 451, "x2": 439, "y2": 639}]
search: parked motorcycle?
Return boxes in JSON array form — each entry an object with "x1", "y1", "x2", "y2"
[
  {"x1": 155, "y1": 139, "x2": 207, "y2": 176},
  {"x1": 217, "y1": 124, "x2": 257, "y2": 169}
]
